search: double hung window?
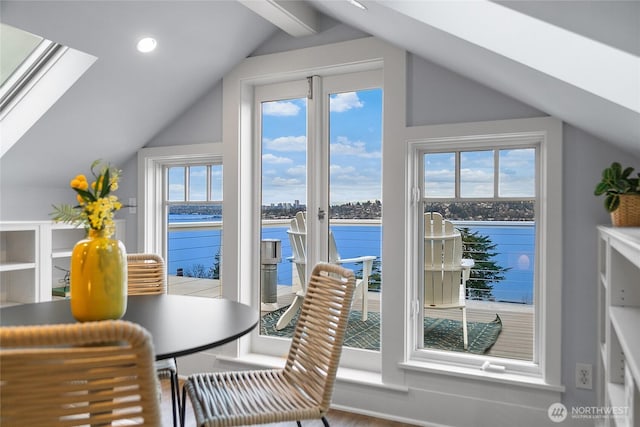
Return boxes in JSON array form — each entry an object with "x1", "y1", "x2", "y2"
[{"x1": 406, "y1": 123, "x2": 561, "y2": 384}]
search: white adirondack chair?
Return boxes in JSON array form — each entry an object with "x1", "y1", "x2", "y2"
[
  {"x1": 275, "y1": 211, "x2": 375, "y2": 330},
  {"x1": 424, "y1": 212, "x2": 474, "y2": 350}
]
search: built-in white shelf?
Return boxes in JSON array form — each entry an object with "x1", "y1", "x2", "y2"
[
  {"x1": 598, "y1": 226, "x2": 640, "y2": 427},
  {"x1": 0, "y1": 220, "x2": 124, "y2": 306}
]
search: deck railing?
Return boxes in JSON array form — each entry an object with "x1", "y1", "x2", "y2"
[{"x1": 167, "y1": 219, "x2": 534, "y2": 304}]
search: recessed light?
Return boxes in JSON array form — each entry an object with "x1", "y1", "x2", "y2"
[
  {"x1": 348, "y1": 0, "x2": 367, "y2": 10},
  {"x1": 136, "y1": 37, "x2": 157, "y2": 53}
]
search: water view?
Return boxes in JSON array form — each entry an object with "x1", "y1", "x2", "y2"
[{"x1": 167, "y1": 214, "x2": 535, "y2": 304}]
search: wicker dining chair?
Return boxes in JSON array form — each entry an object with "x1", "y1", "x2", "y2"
[
  {"x1": 128, "y1": 252, "x2": 181, "y2": 427},
  {"x1": 181, "y1": 262, "x2": 355, "y2": 427},
  {"x1": 0, "y1": 320, "x2": 161, "y2": 426}
]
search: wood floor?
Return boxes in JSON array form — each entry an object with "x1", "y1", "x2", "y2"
[{"x1": 161, "y1": 379, "x2": 419, "y2": 427}]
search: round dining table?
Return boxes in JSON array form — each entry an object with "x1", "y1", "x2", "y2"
[{"x1": 0, "y1": 294, "x2": 258, "y2": 360}]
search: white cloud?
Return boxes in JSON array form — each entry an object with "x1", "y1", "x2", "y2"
[
  {"x1": 262, "y1": 153, "x2": 293, "y2": 164},
  {"x1": 425, "y1": 169, "x2": 455, "y2": 183},
  {"x1": 460, "y1": 168, "x2": 493, "y2": 183},
  {"x1": 286, "y1": 165, "x2": 306, "y2": 176},
  {"x1": 330, "y1": 164, "x2": 356, "y2": 176},
  {"x1": 264, "y1": 135, "x2": 306, "y2": 151},
  {"x1": 330, "y1": 92, "x2": 363, "y2": 112},
  {"x1": 262, "y1": 100, "x2": 300, "y2": 116},
  {"x1": 330, "y1": 136, "x2": 380, "y2": 158},
  {"x1": 272, "y1": 177, "x2": 302, "y2": 186}
]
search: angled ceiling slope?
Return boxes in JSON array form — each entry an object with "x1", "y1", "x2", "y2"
[
  {"x1": 0, "y1": 0, "x2": 277, "y2": 187},
  {"x1": 308, "y1": 0, "x2": 640, "y2": 156}
]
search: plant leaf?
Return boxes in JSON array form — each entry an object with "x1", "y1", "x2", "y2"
[
  {"x1": 99, "y1": 167, "x2": 111, "y2": 198},
  {"x1": 604, "y1": 194, "x2": 620, "y2": 212},
  {"x1": 50, "y1": 204, "x2": 83, "y2": 225},
  {"x1": 594, "y1": 182, "x2": 609, "y2": 196}
]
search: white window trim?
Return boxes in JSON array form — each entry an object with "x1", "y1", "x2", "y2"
[
  {"x1": 223, "y1": 37, "x2": 406, "y2": 378},
  {"x1": 402, "y1": 117, "x2": 563, "y2": 389},
  {"x1": 137, "y1": 143, "x2": 223, "y2": 257}
]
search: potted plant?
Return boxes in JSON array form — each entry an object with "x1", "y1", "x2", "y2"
[{"x1": 594, "y1": 162, "x2": 640, "y2": 226}]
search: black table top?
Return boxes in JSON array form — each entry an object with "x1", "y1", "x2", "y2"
[{"x1": 0, "y1": 294, "x2": 258, "y2": 360}]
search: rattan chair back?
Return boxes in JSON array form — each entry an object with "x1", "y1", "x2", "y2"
[
  {"x1": 0, "y1": 320, "x2": 161, "y2": 426},
  {"x1": 127, "y1": 253, "x2": 166, "y2": 295},
  {"x1": 182, "y1": 262, "x2": 355, "y2": 427},
  {"x1": 283, "y1": 262, "x2": 356, "y2": 412}
]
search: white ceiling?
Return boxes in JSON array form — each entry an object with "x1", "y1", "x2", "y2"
[
  {"x1": 0, "y1": 0, "x2": 276, "y2": 186},
  {"x1": 0, "y1": 0, "x2": 638, "y2": 189},
  {"x1": 309, "y1": 0, "x2": 640, "y2": 154}
]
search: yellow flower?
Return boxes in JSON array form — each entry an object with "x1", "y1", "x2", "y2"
[{"x1": 51, "y1": 160, "x2": 123, "y2": 232}]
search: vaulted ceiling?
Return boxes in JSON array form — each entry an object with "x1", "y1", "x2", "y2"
[{"x1": 1, "y1": 0, "x2": 638, "y2": 189}]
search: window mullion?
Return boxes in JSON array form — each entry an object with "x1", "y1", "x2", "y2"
[{"x1": 455, "y1": 151, "x2": 461, "y2": 198}]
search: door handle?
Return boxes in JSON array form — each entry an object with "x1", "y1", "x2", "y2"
[{"x1": 318, "y1": 208, "x2": 326, "y2": 220}]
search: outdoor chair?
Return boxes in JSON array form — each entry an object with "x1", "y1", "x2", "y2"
[
  {"x1": 276, "y1": 211, "x2": 374, "y2": 330},
  {"x1": 128, "y1": 252, "x2": 181, "y2": 427},
  {"x1": 0, "y1": 320, "x2": 161, "y2": 426},
  {"x1": 181, "y1": 262, "x2": 355, "y2": 427},
  {"x1": 424, "y1": 212, "x2": 474, "y2": 349}
]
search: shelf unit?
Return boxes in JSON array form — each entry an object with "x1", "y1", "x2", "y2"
[
  {"x1": 0, "y1": 223, "x2": 39, "y2": 306},
  {"x1": 0, "y1": 220, "x2": 124, "y2": 307},
  {"x1": 598, "y1": 226, "x2": 640, "y2": 427}
]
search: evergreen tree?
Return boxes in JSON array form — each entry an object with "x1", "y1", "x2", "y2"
[{"x1": 458, "y1": 227, "x2": 509, "y2": 300}]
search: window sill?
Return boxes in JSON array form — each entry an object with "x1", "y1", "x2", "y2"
[
  {"x1": 399, "y1": 360, "x2": 565, "y2": 392},
  {"x1": 217, "y1": 353, "x2": 409, "y2": 393}
]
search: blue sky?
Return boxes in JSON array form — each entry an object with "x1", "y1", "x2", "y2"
[
  {"x1": 261, "y1": 89, "x2": 382, "y2": 205},
  {"x1": 424, "y1": 148, "x2": 535, "y2": 199},
  {"x1": 168, "y1": 88, "x2": 534, "y2": 205}
]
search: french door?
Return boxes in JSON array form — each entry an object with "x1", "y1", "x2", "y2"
[{"x1": 255, "y1": 70, "x2": 383, "y2": 358}]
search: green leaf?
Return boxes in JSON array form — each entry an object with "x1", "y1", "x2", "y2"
[
  {"x1": 615, "y1": 179, "x2": 631, "y2": 192},
  {"x1": 611, "y1": 162, "x2": 622, "y2": 175},
  {"x1": 604, "y1": 194, "x2": 620, "y2": 212},
  {"x1": 50, "y1": 204, "x2": 84, "y2": 224},
  {"x1": 74, "y1": 188, "x2": 96, "y2": 202},
  {"x1": 99, "y1": 167, "x2": 111, "y2": 198},
  {"x1": 594, "y1": 182, "x2": 609, "y2": 196}
]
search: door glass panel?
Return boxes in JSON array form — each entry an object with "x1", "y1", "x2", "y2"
[
  {"x1": 260, "y1": 97, "x2": 307, "y2": 330},
  {"x1": 328, "y1": 88, "x2": 382, "y2": 350}
]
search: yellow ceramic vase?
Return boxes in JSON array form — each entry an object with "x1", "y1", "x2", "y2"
[{"x1": 70, "y1": 228, "x2": 127, "y2": 322}]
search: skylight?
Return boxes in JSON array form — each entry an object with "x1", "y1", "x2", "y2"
[
  {"x1": 0, "y1": 24, "x2": 62, "y2": 113},
  {"x1": 0, "y1": 23, "x2": 96, "y2": 158},
  {"x1": 0, "y1": 24, "x2": 43, "y2": 86}
]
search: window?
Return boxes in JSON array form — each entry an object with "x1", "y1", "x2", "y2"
[
  {"x1": 138, "y1": 144, "x2": 223, "y2": 299},
  {"x1": 0, "y1": 23, "x2": 95, "y2": 157},
  {"x1": 165, "y1": 163, "x2": 223, "y2": 294},
  {"x1": 419, "y1": 147, "x2": 536, "y2": 358},
  {"x1": 405, "y1": 119, "x2": 562, "y2": 385}
]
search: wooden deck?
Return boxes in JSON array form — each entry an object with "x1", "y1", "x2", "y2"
[{"x1": 168, "y1": 276, "x2": 533, "y2": 361}]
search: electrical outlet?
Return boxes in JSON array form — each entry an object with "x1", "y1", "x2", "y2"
[
  {"x1": 128, "y1": 198, "x2": 137, "y2": 214},
  {"x1": 576, "y1": 363, "x2": 592, "y2": 390}
]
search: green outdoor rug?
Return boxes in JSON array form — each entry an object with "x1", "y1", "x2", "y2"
[{"x1": 260, "y1": 307, "x2": 502, "y2": 354}]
